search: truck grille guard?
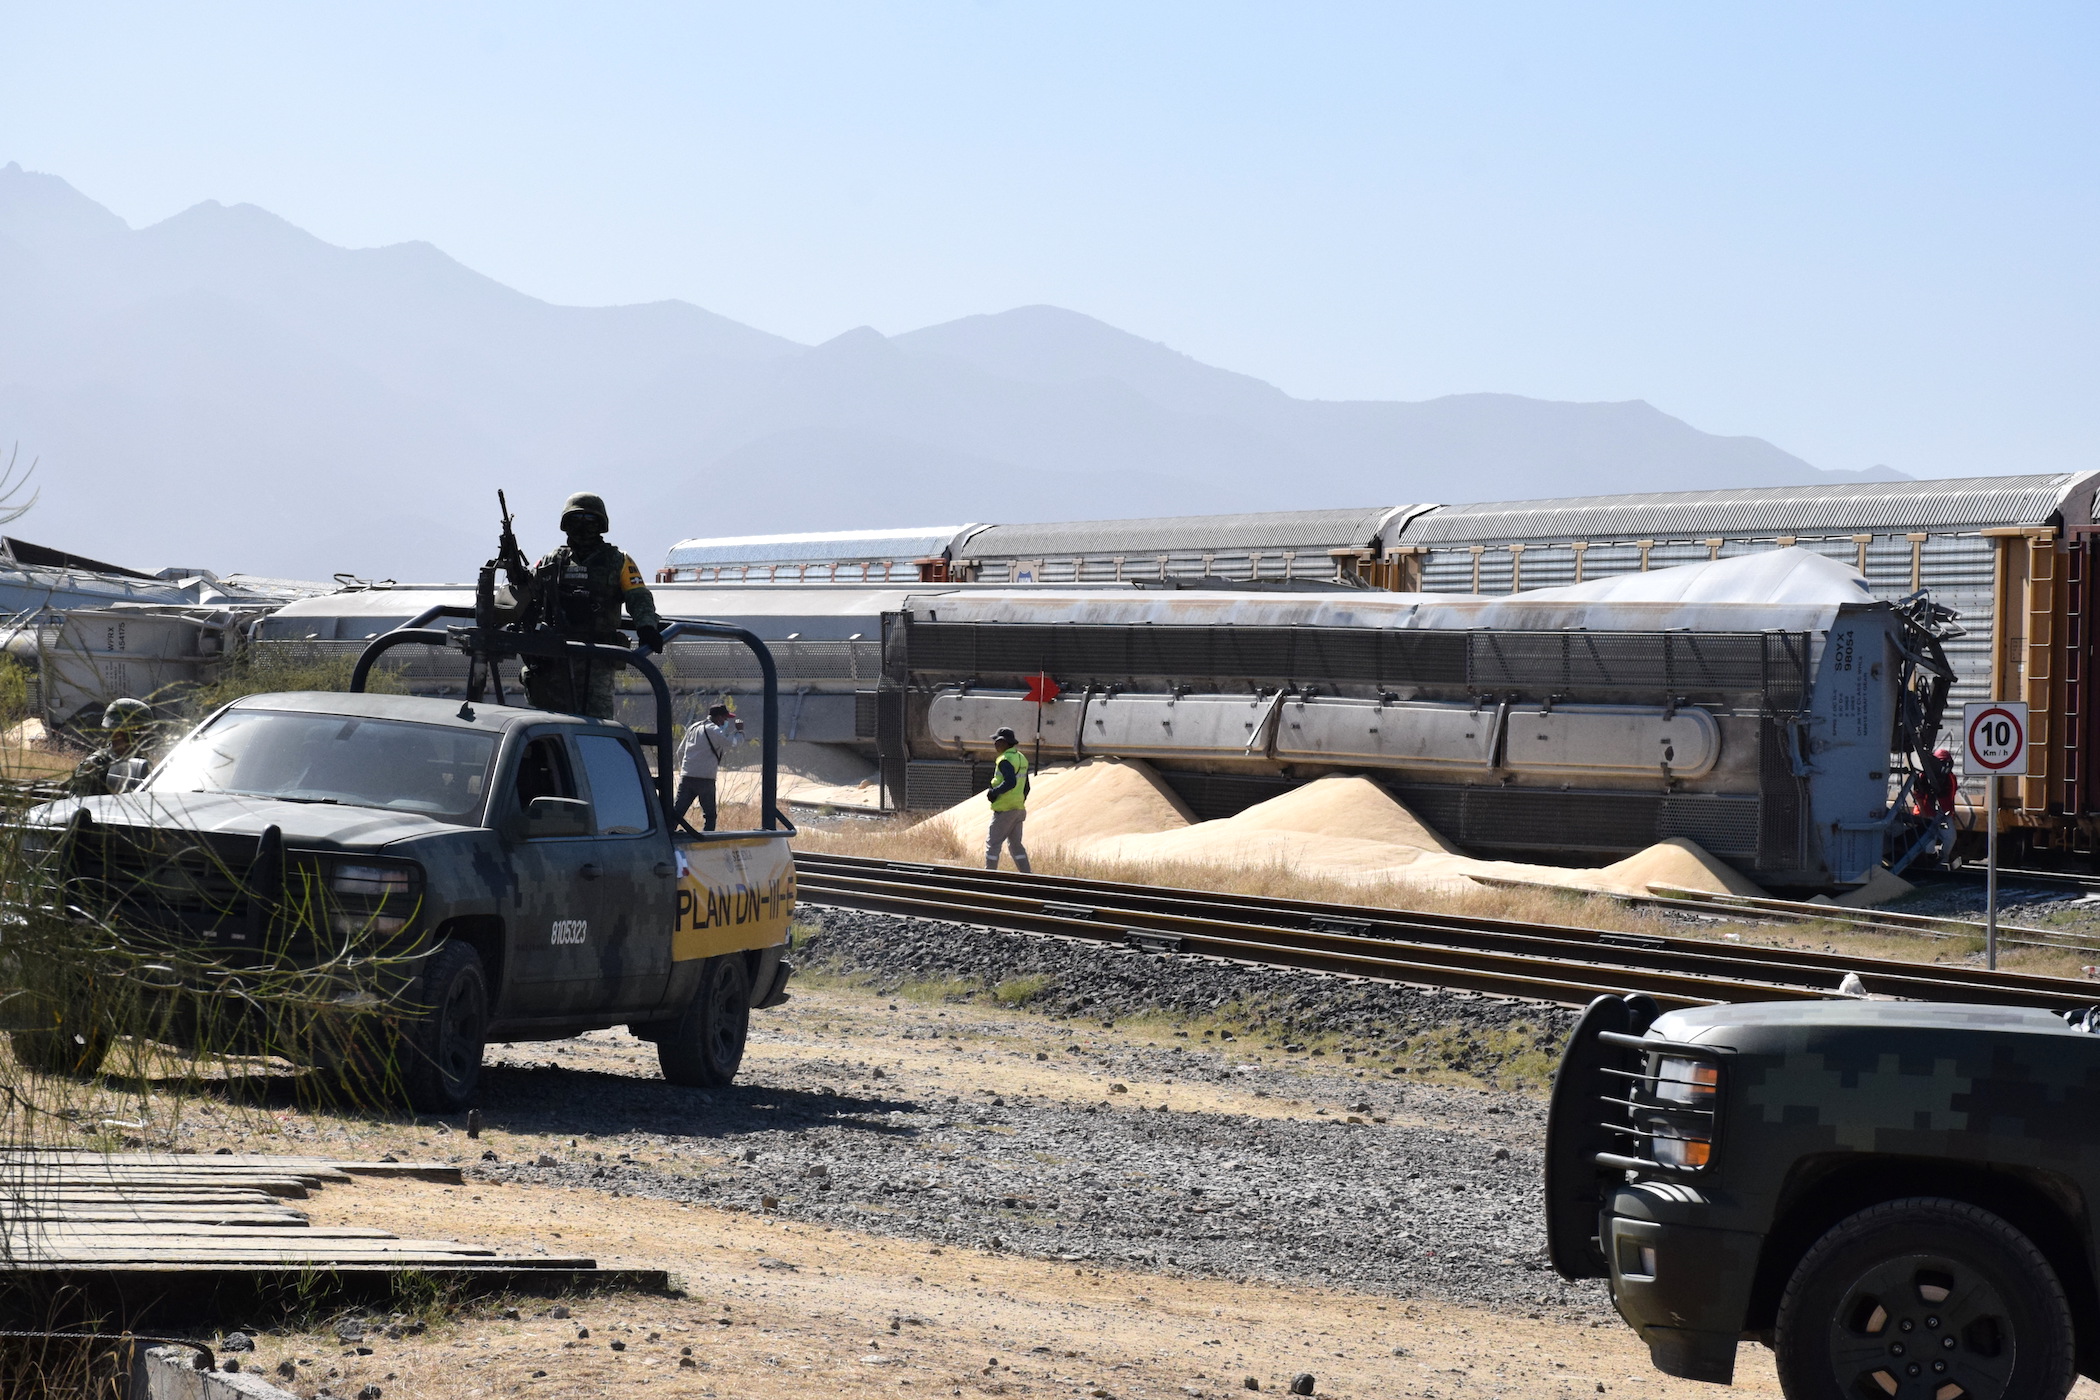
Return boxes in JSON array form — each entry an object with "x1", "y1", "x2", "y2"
[
  {"x1": 1545, "y1": 993, "x2": 1730, "y2": 1280},
  {"x1": 61, "y1": 817, "x2": 258, "y2": 934},
  {"x1": 1593, "y1": 1029, "x2": 1725, "y2": 1174},
  {"x1": 39, "y1": 811, "x2": 420, "y2": 958}
]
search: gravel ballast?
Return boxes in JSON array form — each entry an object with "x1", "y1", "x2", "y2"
[
  {"x1": 793, "y1": 907, "x2": 1578, "y2": 1076},
  {"x1": 464, "y1": 908, "x2": 1605, "y2": 1319}
]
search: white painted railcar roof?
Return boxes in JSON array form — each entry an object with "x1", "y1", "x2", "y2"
[
  {"x1": 910, "y1": 548, "x2": 1871, "y2": 637},
  {"x1": 665, "y1": 526, "x2": 973, "y2": 568},
  {"x1": 953, "y1": 506, "x2": 1426, "y2": 561},
  {"x1": 1396, "y1": 473, "x2": 2099, "y2": 546}
]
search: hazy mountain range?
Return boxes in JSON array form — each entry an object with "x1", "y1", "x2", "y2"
[{"x1": 0, "y1": 162, "x2": 1897, "y2": 582}]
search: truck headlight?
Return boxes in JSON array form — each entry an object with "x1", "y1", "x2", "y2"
[
  {"x1": 330, "y1": 912, "x2": 411, "y2": 936},
  {"x1": 1654, "y1": 1055, "x2": 1718, "y2": 1106},
  {"x1": 1649, "y1": 1122, "x2": 1713, "y2": 1169},
  {"x1": 331, "y1": 864, "x2": 416, "y2": 898},
  {"x1": 327, "y1": 862, "x2": 420, "y2": 937},
  {"x1": 1644, "y1": 1054, "x2": 1719, "y2": 1169}
]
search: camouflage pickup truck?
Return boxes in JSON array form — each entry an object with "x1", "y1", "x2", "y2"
[
  {"x1": 1548, "y1": 993, "x2": 2100, "y2": 1400},
  {"x1": 11, "y1": 616, "x2": 797, "y2": 1115}
]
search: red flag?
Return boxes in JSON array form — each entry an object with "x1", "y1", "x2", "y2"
[{"x1": 1023, "y1": 672, "x2": 1062, "y2": 704}]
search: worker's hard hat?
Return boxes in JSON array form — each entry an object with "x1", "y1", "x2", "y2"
[
  {"x1": 102, "y1": 698, "x2": 151, "y2": 731},
  {"x1": 559, "y1": 492, "x2": 610, "y2": 533},
  {"x1": 990, "y1": 727, "x2": 1018, "y2": 745}
]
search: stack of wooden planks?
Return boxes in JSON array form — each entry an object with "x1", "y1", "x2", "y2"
[{"x1": 0, "y1": 1151, "x2": 642, "y2": 1279}]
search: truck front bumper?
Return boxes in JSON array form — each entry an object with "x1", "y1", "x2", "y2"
[{"x1": 1605, "y1": 1194, "x2": 1764, "y2": 1385}]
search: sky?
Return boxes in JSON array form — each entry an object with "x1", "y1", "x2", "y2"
[{"x1": 1, "y1": 2, "x2": 2095, "y2": 479}]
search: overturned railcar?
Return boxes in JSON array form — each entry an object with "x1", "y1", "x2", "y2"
[
  {"x1": 254, "y1": 582, "x2": 906, "y2": 746},
  {"x1": 875, "y1": 551, "x2": 1951, "y2": 891}
]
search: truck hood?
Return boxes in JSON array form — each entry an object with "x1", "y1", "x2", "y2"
[
  {"x1": 1654, "y1": 999, "x2": 2078, "y2": 1043},
  {"x1": 30, "y1": 790, "x2": 471, "y2": 851}
]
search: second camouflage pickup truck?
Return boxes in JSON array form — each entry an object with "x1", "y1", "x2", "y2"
[
  {"x1": 1548, "y1": 992, "x2": 2100, "y2": 1400},
  {"x1": 14, "y1": 624, "x2": 798, "y2": 1113}
]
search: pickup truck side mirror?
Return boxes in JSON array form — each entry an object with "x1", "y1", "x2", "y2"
[{"x1": 526, "y1": 796, "x2": 592, "y2": 839}]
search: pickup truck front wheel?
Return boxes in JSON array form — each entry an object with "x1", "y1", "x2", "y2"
[
  {"x1": 658, "y1": 955, "x2": 750, "y2": 1089},
  {"x1": 1774, "y1": 1197, "x2": 2074, "y2": 1400},
  {"x1": 399, "y1": 942, "x2": 489, "y2": 1113}
]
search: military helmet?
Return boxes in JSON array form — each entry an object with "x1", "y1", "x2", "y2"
[
  {"x1": 560, "y1": 492, "x2": 609, "y2": 533},
  {"x1": 102, "y1": 698, "x2": 151, "y2": 731}
]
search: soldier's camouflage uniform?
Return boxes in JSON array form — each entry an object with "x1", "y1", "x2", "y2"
[
  {"x1": 521, "y1": 539, "x2": 663, "y2": 720},
  {"x1": 65, "y1": 747, "x2": 122, "y2": 797},
  {"x1": 65, "y1": 748, "x2": 148, "y2": 796}
]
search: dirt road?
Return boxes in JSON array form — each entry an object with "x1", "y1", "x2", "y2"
[
  {"x1": 146, "y1": 927, "x2": 2100, "y2": 1399},
  {"x1": 288, "y1": 1172, "x2": 1785, "y2": 1400},
  {"x1": 168, "y1": 973, "x2": 1801, "y2": 1399}
]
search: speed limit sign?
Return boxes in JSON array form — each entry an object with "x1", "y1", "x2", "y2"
[
  {"x1": 1963, "y1": 701, "x2": 2029, "y2": 775},
  {"x1": 1963, "y1": 699, "x2": 2028, "y2": 970}
]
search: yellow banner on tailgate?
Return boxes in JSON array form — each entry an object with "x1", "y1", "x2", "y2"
[{"x1": 671, "y1": 835, "x2": 796, "y2": 962}]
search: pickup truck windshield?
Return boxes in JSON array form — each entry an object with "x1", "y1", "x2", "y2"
[{"x1": 148, "y1": 709, "x2": 498, "y2": 823}]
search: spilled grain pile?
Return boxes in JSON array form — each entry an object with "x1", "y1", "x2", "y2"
[
  {"x1": 921, "y1": 762, "x2": 1765, "y2": 898},
  {"x1": 930, "y1": 757, "x2": 1195, "y2": 855}
]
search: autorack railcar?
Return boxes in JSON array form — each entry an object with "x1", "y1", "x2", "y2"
[{"x1": 251, "y1": 472, "x2": 2100, "y2": 868}]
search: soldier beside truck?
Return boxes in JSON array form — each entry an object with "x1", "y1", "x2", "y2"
[{"x1": 10, "y1": 492, "x2": 796, "y2": 1112}]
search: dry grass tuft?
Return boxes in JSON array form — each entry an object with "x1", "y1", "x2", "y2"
[{"x1": 792, "y1": 811, "x2": 962, "y2": 864}]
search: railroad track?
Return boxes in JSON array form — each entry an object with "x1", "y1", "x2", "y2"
[
  {"x1": 1935, "y1": 864, "x2": 2100, "y2": 896},
  {"x1": 792, "y1": 852, "x2": 2100, "y2": 1013}
]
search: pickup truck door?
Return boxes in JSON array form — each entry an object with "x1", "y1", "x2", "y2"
[
  {"x1": 569, "y1": 731, "x2": 676, "y2": 1013},
  {"x1": 500, "y1": 729, "x2": 673, "y2": 1019},
  {"x1": 501, "y1": 730, "x2": 600, "y2": 1018}
]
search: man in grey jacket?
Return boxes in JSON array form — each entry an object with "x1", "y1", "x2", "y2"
[{"x1": 674, "y1": 703, "x2": 745, "y2": 831}]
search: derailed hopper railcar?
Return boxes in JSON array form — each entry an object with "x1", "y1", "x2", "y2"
[
  {"x1": 1388, "y1": 472, "x2": 2100, "y2": 863},
  {"x1": 875, "y1": 550, "x2": 1953, "y2": 892}
]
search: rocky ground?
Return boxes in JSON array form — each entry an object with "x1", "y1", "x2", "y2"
[
  {"x1": 1900, "y1": 872, "x2": 2100, "y2": 924},
  {"x1": 789, "y1": 909, "x2": 1576, "y2": 1078},
  {"x1": 278, "y1": 1177, "x2": 1746, "y2": 1400},
  {"x1": 26, "y1": 908, "x2": 1848, "y2": 1397},
  {"x1": 470, "y1": 986, "x2": 1570, "y2": 1312}
]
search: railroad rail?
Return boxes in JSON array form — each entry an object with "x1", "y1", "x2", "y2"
[
  {"x1": 1936, "y1": 864, "x2": 2100, "y2": 897},
  {"x1": 792, "y1": 852, "x2": 2100, "y2": 1013},
  {"x1": 1485, "y1": 877, "x2": 2100, "y2": 957}
]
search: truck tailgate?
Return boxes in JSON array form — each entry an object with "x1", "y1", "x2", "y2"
[{"x1": 671, "y1": 834, "x2": 795, "y2": 961}]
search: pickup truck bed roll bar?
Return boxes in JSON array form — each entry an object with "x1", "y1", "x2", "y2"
[{"x1": 348, "y1": 605, "x2": 788, "y2": 835}]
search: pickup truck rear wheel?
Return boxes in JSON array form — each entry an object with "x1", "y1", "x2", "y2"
[
  {"x1": 398, "y1": 942, "x2": 489, "y2": 1113},
  {"x1": 658, "y1": 955, "x2": 750, "y2": 1088},
  {"x1": 1774, "y1": 1197, "x2": 2074, "y2": 1400},
  {"x1": 8, "y1": 1008, "x2": 112, "y2": 1079}
]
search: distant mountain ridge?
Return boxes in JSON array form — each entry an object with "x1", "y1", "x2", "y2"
[{"x1": 0, "y1": 162, "x2": 1897, "y2": 580}]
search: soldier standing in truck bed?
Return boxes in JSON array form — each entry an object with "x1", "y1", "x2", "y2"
[{"x1": 520, "y1": 492, "x2": 666, "y2": 720}]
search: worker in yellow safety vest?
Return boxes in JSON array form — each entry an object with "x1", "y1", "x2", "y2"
[{"x1": 984, "y1": 726, "x2": 1032, "y2": 873}]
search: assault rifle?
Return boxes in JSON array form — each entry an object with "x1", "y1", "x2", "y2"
[
  {"x1": 468, "y1": 489, "x2": 537, "y2": 703},
  {"x1": 494, "y1": 488, "x2": 531, "y2": 590}
]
